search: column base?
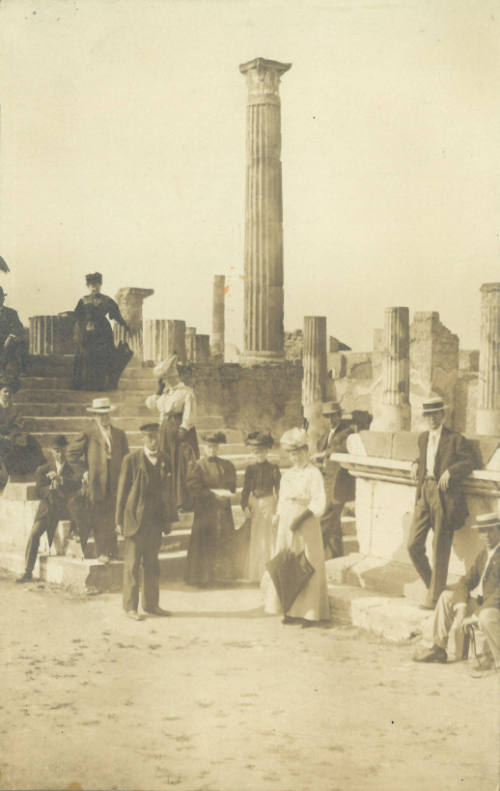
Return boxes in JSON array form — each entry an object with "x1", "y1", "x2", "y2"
[{"x1": 476, "y1": 409, "x2": 500, "y2": 437}]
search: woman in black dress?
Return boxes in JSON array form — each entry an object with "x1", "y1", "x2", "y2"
[
  {"x1": 72, "y1": 272, "x2": 130, "y2": 391},
  {"x1": 184, "y1": 432, "x2": 238, "y2": 587}
]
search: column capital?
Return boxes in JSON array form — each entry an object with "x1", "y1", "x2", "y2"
[
  {"x1": 480, "y1": 282, "x2": 500, "y2": 294},
  {"x1": 239, "y1": 57, "x2": 291, "y2": 105}
]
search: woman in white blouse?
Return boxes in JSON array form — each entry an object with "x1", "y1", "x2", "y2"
[{"x1": 263, "y1": 427, "x2": 330, "y2": 627}]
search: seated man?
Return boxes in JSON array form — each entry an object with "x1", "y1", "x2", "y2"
[
  {"x1": 413, "y1": 512, "x2": 500, "y2": 678},
  {"x1": 0, "y1": 286, "x2": 27, "y2": 384},
  {"x1": 16, "y1": 435, "x2": 82, "y2": 583},
  {"x1": 0, "y1": 379, "x2": 44, "y2": 487}
]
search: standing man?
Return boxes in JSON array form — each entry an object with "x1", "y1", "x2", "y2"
[
  {"x1": 408, "y1": 397, "x2": 475, "y2": 609},
  {"x1": 145, "y1": 354, "x2": 199, "y2": 512},
  {"x1": 413, "y1": 512, "x2": 500, "y2": 678},
  {"x1": 67, "y1": 397, "x2": 129, "y2": 563},
  {"x1": 116, "y1": 423, "x2": 176, "y2": 620},
  {"x1": 16, "y1": 435, "x2": 81, "y2": 583},
  {"x1": 0, "y1": 285, "x2": 27, "y2": 384},
  {"x1": 312, "y1": 401, "x2": 355, "y2": 558}
]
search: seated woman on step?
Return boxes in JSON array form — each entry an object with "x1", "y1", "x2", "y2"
[{"x1": 0, "y1": 378, "x2": 45, "y2": 488}]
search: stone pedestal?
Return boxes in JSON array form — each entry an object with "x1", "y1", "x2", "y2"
[
  {"x1": 211, "y1": 275, "x2": 225, "y2": 361},
  {"x1": 29, "y1": 314, "x2": 75, "y2": 355},
  {"x1": 410, "y1": 311, "x2": 459, "y2": 430},
  {"x1": 302, "y1": 316, "x2": 329, "y2": 453},
  {"x1": 115, "y1": 287, "x2": 154, "y2": 333},
  {"x1": 186, "y1": 327, "x2": 197, "y2": 363},
  {"x1": 477, "y1": 283, "x2": 500, "y2": 435},
  {"x1": 142, "y1": 320, "x2": 186, "y2": 364},
  {"x1": 372, "y1": 308, "x2": 410, "y2": 431},
  {"x1": 239, "y1": 57, "x2": 291, "y2": 365},
  {"x1": 195, "y1": 334, "x2": 210, "y2": 363}
]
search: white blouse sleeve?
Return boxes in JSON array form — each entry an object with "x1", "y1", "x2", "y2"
[
  {"x1": 181, "y1": 388, "x2": 196, "y2": 431},
  {"x1": 308, "y1": 465, "x2": 326, "y2": 518}
]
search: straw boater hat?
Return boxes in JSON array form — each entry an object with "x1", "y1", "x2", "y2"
[
  {"x1": 202, "y1": 431, "x2": 226, "y2": 445},
  {"x1": 322, "y1": 401, "x2": 342, "y2": 416},
  {"x1": 245, "y1": 431, "x2": 274, "y2": 449},
  {"x1": 422, "y1": 397, "x2": 446, "y2": 415},
  {"x1": 86, "y1": 397, "x2": 116, "y2": 414},
  {"x1": 471, "y1": 513, "x2": 500, "y2": 530},
  {"x1": 280, "y1": 427, "x2": 308, "y2": 451},
  {"x1": 153, "y1": 353, "x2": 179, "y2": 380}
]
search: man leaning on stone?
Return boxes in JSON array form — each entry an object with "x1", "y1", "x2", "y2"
[
  {"x1": 413, "y1": 512, "x2": 500, "y2": 678},
  {"x1": 408, "y1": 397, "x2": 475, "y2": 609},
  {"x1": 16, "y1": 435, "x2": 81, "y2": 583}
]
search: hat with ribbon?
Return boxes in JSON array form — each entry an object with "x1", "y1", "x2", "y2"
[
  {"x1": 140, "y1": 422, "x2": 160, "y2": 433},
  {"x1": 86, "y1": 397, "x2": 116, "y2": 414},
  {"x1": 280, "y1": 427, "x2": 308, "y2": 451},
  {"x1": 202, "y1": 431, "x2": 226, "y2": 444},
  {"x1": 322, "y1": 401, "x2": 342, "y2": 416},
  {"x1": 153, "y1": 353, "x2": 179, "y2": 380},
  {"x1": 245, "y1": 431, "x2": 274, "y2": 449},
  {"x1": 471, "y1": 512, "x2": 500, "y2": 530},
  {"x1": 422, "y1": 397, "x2": 446, "y2": 415}
]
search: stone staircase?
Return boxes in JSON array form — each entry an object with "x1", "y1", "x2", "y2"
[{"x1": 0, "y1": 355, "x2": 358, "y2": 592}]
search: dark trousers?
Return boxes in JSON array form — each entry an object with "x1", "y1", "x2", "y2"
[
  {"x1": 407, "y1": 479, "x2": 454, "y2": 606},
  {"x1": 92, "y1": 496, "x2": 118, "y2": 558},
  {"x1": 122, "y1": 523, "x2": 162, "y2": 612},
  {"x1": 321, "y1": 503, "x2": 344, "y2": 559},
  {"x1": 24, "y1": 504, "x2": 68, "y2": 575}
]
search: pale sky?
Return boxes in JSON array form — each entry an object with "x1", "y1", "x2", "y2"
[{"x1": 0, "y1": 0, "x2": 498, "y2": 352}]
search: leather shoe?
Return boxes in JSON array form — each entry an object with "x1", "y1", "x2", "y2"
[
  {"x1": 282, "y1": 616, "x2": 296, "y2": 625},
  {"x1": 125, "y1": 610, "x2": 145, "y2": 621},
  {"x1": 16, "y1": 573, "x2": 32, "y2": 584},
  {"x1": 143, "y1": 607, "x2": 171, "y2": 617},
  {"x1": 412, "y1": 644, "x2": 447, "y2": 663}
]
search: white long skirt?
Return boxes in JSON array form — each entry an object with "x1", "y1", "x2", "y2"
[
  {"x1": 246, "y1": 494, "x2": 277, "y2": 583},
  {"x1": 261, "y1": 500, "x2": 330, "y2": 622}
]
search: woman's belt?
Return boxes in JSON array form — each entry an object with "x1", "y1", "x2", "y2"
[{"x1": 251, "y1": 488, "x2": 274, "y2": 499}]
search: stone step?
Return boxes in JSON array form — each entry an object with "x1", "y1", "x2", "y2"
[
  {"x1": 31, "y1": 431, "x2": 251, "y2": 456},
  {"x1": 74, "y1": 527, "x2": 191, "y2": 560},
  {"x1": 17, "y1": 402, "x2": 154, "y2": 418}
]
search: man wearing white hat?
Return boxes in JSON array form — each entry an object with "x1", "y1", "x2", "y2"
[
  {"x1": 67, "y1": 397, "x2": 129, "y2": 563},
  {"x1": 413, "y1": 512, "x2": 500, "y2": 677},
  {"x1": 408, "y1": 397, "x2": 475, "y2": 609},
  {"x1": 145, "y1": 354, "x2": 199, "y2": 511}
]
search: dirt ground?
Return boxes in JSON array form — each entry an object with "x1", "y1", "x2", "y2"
[{"x1": 0, "y1": 570, "x2": 497, "y2": 791}]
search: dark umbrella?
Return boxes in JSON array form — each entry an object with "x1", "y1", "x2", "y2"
[
  {"x1": 0, "y1": 256, "x2": 10, "y2": 273},
  {"x1": 266, "y1": 548, "x2": 315, "y2": 614}
]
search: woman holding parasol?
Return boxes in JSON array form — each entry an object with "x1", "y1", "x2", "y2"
[{"x1": 262, "y1": 428, "x2": 330, "y2": 627}]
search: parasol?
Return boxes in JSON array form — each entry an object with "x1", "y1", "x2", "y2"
[{"x1": 266, "y1": 548, "x2": 315, "y2": 614}]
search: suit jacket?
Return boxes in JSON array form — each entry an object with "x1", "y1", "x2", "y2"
[
  {"x1": 452, "y1": 545, "x2": 500, "y2": 612},
  {"x1": 67, "y1": 423, "x2": 129, "y2": 504},
  {"x1": 414, "y1": 426, "x2": 475, "y2": 527},
  {"x1": 0, "y1": 306, "x2": 24, "y2": 348},
  {"x1": 318, "y1": 420, "x2": 355, "y2": 504},
  {"x1": 115, "y1": 449, "x2": 176, "y2": 537},
  {"x1": 34, "y1": 461, "x2": 82, "y2": 522}
]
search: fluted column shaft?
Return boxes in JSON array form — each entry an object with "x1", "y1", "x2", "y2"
[
  {"x1": 477, "y1": 282, "x2": 500, "y2": 435},
  {"x1": 240, "y1": 57, "x2": 291, "y2": 364},
  {"x1": 142, "y1": 319, "x2": 186, "y2": 364},
  {"x1": 186, "y1": 327, "x2": 196, "y2": 363},
  {"x1": 302, "y1": 316, "x2": 328, "y2": 453},
  {"x1": 374, "y1": 307, "x2": 411, "y2": 431},
  {"x1": 211, "y1": 275, "x2": 225, "y2": 360}
]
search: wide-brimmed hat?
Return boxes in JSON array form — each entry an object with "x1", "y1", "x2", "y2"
[
  {"x1": 322, "y1": 400, "x2": 342, "y2": 416},
  {"x1": 50, "y1": 434, "x2": 69, "y2": 448},
  {"x1": 86, "y1": 397, "x2": 116, "y2": 413},
  {"x1": 471, "y1": 513, "x2": 500, "y2": 530},
  {"x1": 85, "y1": 272, "x2": 102, "y2": 285},
  {"x1": 202, "y1": 431, "x2": 226, "y2": 444},
  {"x1": 153, "y1": 353, "x2": 179, "y2": 380},
  {"x1": 245, "y1": 431, "x2": 274, "y2": 449},
  {"x1": 280, "y1": 427, "x2": 308, "y2": 451},
  {"x1": 140, "y1": 422, "x2": 160, "y2": 433},
  {"x1": 422, "y1": 397, "x2": 446, "y2": 415}
]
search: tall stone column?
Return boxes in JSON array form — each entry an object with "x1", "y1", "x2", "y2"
[
  {"x1": 373, "y1": 307, "x2": 411, "y2": 431},
  {"x1": 211, "y1": 275, "x2": 225, "y2": 361},
  {"x1": 142, "y1": 319, "x2": 186, "y2": 364},
  {"x1": 195, "y1": 334, "x2": 210, "y2": 363},
  {"x1": 186, "y1": 327, "x2": 197, "y2": 363},
  {"x1": 239, "y1": 57, "x2": 291, "y2": 365},
  {"x1": 302, "y1": 316, "x2": 328, "y2": 454},
  {"x1": 477, "y1": 283, "x2": 500, "y2": 435},
  {"x1": 114, "y1": 287, "x2": 154, "y2": 363}
]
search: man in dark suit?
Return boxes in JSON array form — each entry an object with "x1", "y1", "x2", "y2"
[
  {"x1": 0, "y1": 286, "x2": 27, "y2": 381},
  {"x1": 408, "y1": 397, "x2": 475, "y2": 609},
  {"x1": 312, "y1": 401, "x2": 355, "y2": 558},
  {"x1": 67, "y1": 397, "x2": 129, "y2": 563},
  {"x1": 16, "y1": 435, "x2": 81, "y2": 583},
  {"x1": 115, "y1": 423, "x2": 176, "y2": 620},
  {"x1": 413, "y1": 512, "x2": 500, "y2": 677}
]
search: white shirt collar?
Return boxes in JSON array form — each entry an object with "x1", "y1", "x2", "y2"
[
  {"x1": 429, "y1": 424, "x2": 443, "y2": 440},
  {"x1": 144, "y1": 447, "x2": 159, "y2": 465}
]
